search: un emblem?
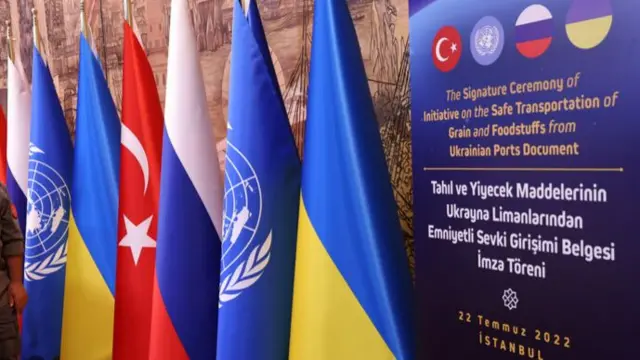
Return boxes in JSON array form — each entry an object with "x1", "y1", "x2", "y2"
[
  {"x1": 24, "y1": 144, "x2": 70, "y2": 281},
  {"x1": 474, "y1": 25, "x2": 500, "y2": 56},
  {"x1": 219, "y1": 141, "x2": 272, "y2": 307},
  {"x1": 471, "y1": 16, "x2": 504, "y2": 66}
]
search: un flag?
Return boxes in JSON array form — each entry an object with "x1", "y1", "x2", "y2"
[
  {"x1": 22, "y1": 45, "x2": 72, "y2": 360},
  {"x1": 216, "y1": 1, "x2": 301, "y2": 359}
]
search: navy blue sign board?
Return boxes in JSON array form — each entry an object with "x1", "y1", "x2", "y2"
[{"x1": 409, "y1": 0, "x2": 640, "y2": 358}]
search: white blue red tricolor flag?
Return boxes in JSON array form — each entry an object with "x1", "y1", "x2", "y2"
[
  {"x1": 148, "y1": 0, "x2": 223, "y2": 357},
  {"x1": 6, "y1": 54, "x2": 31, "y2": 234}
]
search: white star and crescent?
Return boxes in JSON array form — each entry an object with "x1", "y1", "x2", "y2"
[
  {"x1": 121, "y1": 123, "x2": 150, "y2": 194},
  {"x1": 119, "y1": 215, "x2": 156, "y2": 265},
  {"x1": 435, "y1": 36, "x2": 458, "y2": 63},
  {"x1": 120, "y1": 122, "x2": 155, "y2": 265}
]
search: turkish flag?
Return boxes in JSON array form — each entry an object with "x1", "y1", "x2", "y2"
[
  {"x1": 432, "y1": 25, "x2": 462, "y2": 72},
  {"x1": 113, "y1": 22, "x2": 164, "y2": 360}
]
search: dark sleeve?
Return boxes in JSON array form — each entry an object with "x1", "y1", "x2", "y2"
[{"x1": 0, "y1": 191, "x2": 24, "y2": 258}]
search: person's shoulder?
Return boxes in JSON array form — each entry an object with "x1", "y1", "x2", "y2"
[
  {"x1": 0, "y1": 184, "x2": 13, "y2": 218},
  {"x1": 0, "y1": 184, "x2": 10, "y2": 210}
]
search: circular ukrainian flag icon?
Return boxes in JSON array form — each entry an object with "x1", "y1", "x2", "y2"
[
  {"x1": 566, "y1": 0, "x2": 613, "y2": 50},
  {"x1": 515, "y1": 4, "x2": 553, "y2": 59}
]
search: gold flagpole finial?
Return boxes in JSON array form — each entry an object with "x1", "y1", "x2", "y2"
[
  {"x1": 124, "y1": 0, "x2": 133, "y2": 26},
  {"x1": 5, "y1": 20, "x2": 13, "y2": 62},
  {"x1": 80, "y1": 0, "x2": 88, "y2": 37},
  {"x1": 32, "y1": 8, "x2": 40, "y2": 51}
]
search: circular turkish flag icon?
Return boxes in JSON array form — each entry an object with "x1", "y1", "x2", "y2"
[{"x1": 432, "y1": 26, "x2": 462, "y2": 72}]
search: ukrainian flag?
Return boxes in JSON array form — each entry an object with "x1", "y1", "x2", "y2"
[
  {"x1": 288, "y1": 0, "x2": 415, "y2": 359},
  {"x1": 60, "y1": 27, "x2": 120, "y2": 359}
]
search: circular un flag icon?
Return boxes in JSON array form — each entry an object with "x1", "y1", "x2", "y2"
[
  {"x1": 471, "y1": 16, "x2": 504, "y2": 65},
  {"x1": 432, "y1": 26, "x2": 462, "y2": 72},
  {"x1": 515, "y1": 4, "x2": 553, "y2": 58},
  {"x1": 566, "y1": 0, "x2": 613, "y2": 50}
]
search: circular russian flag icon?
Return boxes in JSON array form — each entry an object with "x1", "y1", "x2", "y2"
[{"x1": 515, "y1": 4, "x2": 554, "y2": 59}]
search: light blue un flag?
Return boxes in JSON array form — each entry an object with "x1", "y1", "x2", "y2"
[
  {"x1": 216, "y1": 1, "x2": 301, "y2": 359},
  {"x1": 21, "y1": 44, "x2": 73, "y2": 359}
]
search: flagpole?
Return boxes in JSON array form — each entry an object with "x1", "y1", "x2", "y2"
[
  {"x1": 32, "y1": 8, "x2": 41, "y2": 52},
  {"x1": 124, "y1": 0, "x2": 133, "y2": 26},
  {"x1": 80, "y1": 0, "x2": 88, "y2": 37},
  {"x1": 242, "y1": 0, "x2": 249, "y2": 14},
  {"x1": 5, "y1": 20, "x2": 13, "y2": 63}
]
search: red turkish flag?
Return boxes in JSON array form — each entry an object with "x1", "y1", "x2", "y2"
[
  {"x1": 432, "y1": 25, "x2": 462, "y2": 72},
  {"x1": 113, "y1": 22, "x2": 164, "y2": 360}
]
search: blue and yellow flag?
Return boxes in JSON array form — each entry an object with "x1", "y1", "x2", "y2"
[
  {"x1": 288, "y1": 0, "x2": 415, "y2": 359},
  {"x1": 22, "y1": 34, "x2": 72, "y2": 359},
  {"x1": 60, "y1": 33, "x2": 120, "y2": 359},
  {"x1": 217, "y1": 1, "x2": 301, "y2": 359}
]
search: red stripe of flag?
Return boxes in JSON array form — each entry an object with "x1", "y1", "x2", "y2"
[{"x1": 148, "y1": 275, "x2": 189, "y2": 359}]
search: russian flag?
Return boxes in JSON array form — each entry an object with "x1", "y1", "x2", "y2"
[
  {"x1": 148, "y1": 0, "x2": 223, "y2": 357},
  {"x1": 515, "y1": 4, "x2": 554, "y2": 59},
  {"x1": 6, "y1": 55, "x2": 31, "y2": 234}
]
